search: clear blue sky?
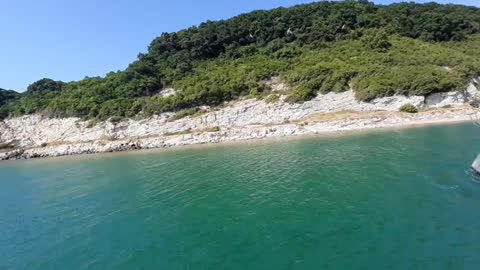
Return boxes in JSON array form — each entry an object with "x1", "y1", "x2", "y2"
[{"x1": 1, "y1": 0, "x2": 478, "y2": 91}]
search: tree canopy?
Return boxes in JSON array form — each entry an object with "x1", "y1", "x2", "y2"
[
  {"x1": 25, "y1": 78, "x2": 65, "y2": 95},
  {"x1": 0, "y1": 89, "x2": 19, "y2": 119},
  {"x1": 0, "y1": 89, "x2": 18, "y2": 106}
]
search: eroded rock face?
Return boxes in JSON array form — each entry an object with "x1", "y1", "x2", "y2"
[
  {"x1": 425, "y1": 78, "x2": 480, "y2": 107},
  {"x1": 369, "y1": 95, "x2": 425, "y2": 110},
  {"x1": 0, "y1": 80, "x2": 478, "y2": 154},
  {"x1": 263, "y1": 77, "x2": 288, "y2": 92},
  {"x1": 467, "y1": 79, "x2": 480, "y2": 99},
  {"x1": 0, "y1": 149, "x2": 25, "y2": 160},
  {"x1": 0, "y1": 106, "x2": 475, "y2": 160},
  {"x1": 156, "y1": 88, "x2": 176, "y2": 97},
  {"x1": 425, "y1": 92, "x2": 466, "y2": 107}
]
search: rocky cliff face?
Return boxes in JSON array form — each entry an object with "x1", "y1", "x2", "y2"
[{"x1": 0, "y1": 79, "x2": 479, "y2": 160}]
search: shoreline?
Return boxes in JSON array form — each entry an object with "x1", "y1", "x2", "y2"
[{"x1": 0, "y1": 106, "x2": 475, "y2": 162}]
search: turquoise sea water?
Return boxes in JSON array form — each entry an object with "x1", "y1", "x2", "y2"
[{"x1": 2, "y1": 123, "x2": 480, "y2": 270}]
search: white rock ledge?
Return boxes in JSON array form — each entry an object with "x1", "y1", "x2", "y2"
[{"x1": 1, "y1": 81, "x2": 479, "y2": 161}]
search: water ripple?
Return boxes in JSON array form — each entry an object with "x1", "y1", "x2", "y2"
[{"x1": 2, "y1": 123, "x2": 480, "y2": 269}]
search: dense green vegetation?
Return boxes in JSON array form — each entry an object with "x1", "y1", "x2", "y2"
[
  {"x1": 399, "y1": 103, "x2": 419, "y2": 113},
  {"x1": 0, "y1": 89, "x2": 18, "y2": 107},
  {"x1": 0, "y1": 88, "x2": 19, "y2": 119},
  {"x1": 1, "y1": 1, "x2": 480, "y2": 120}
]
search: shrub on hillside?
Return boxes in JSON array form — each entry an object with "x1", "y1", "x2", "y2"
[
  {"x1": 399, "y1": 104, "x2": 419, "y2": 113},
  {"x1": 362, "y1": 29, "x2": 392, "y2": 52},
  {"x1": 169, "y1": 108, "x2": 204, "y2": 122},
  {"x1": 285, "y1": 87, "x2": 316, "y2": 104},
  {"x1": 265, "y1": 94, "x2": 280, "y2": 104}
]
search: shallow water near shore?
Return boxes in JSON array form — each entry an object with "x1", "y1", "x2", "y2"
[{"x1": 2, "y1": 122, "x2": 480, "y2": 269}]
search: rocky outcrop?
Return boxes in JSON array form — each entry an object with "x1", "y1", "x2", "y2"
[
  {"x1": 0, "y1": 90, "x2": 429, "y2": 148},
  {"x1": 425, "y1": 91, "x2": 466, "y2": 107},
  {"x1": 0, "y1": 106, "x2": 475, "y2": 161},
  {"x1": 156, "y1": 88, "x2": 176, "y2": 97},
  {"x1": 425, "y1": 79, "x2": 480, "y2": 107},
  {"x1": 0, "y1": 79, "x2": 478, "y2": 160},
  {"x1": 262, "y1": 77, "x2": 288, "y2": 92},
  {"x1": 1, "y1": 149, "x2": 25, "y2": 160}
]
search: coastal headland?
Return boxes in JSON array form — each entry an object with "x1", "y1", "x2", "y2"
[{"x1": 1, "y1": 79, "x2": 478, "y2": 160}]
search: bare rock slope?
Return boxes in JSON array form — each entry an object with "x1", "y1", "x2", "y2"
[{"x1": 1, "y1": 79, "x2": 479, "y2": 160}]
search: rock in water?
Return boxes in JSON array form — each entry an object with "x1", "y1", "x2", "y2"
[{"x1": 472, "y1": 154, "x2": 480, "y2": 174}]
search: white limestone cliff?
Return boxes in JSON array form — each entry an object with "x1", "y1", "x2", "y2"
[{"x1": 1, "y1": 78, "x2": 478, "y2": 160}]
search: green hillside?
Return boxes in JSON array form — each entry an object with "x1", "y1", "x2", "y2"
[{"x1": 2, "y1": 1, "x2": 480, "y2": 120}]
